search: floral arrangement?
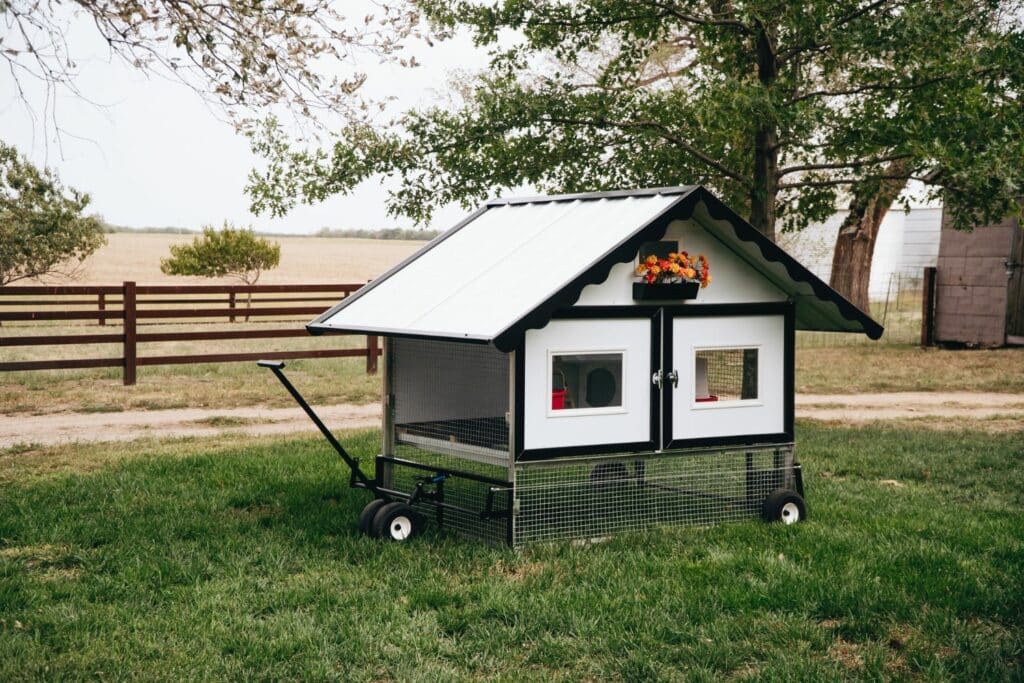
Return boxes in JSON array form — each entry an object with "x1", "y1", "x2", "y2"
[{"x1": 635, "y1": 251, "x2": 711, "y2": 288}]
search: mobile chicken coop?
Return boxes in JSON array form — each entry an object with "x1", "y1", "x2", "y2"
[{"x1": 263, "y1": 186, "x2": 882, "y2": 545}]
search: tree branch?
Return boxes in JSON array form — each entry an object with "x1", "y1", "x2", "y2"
[{"x1": 778, "y1": 153, "x2": 913, "y2": 176}]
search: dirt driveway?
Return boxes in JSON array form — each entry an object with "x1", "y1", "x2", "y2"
[{"x1": 1, "y1": 392, "x2": 1021, "y2": 448}]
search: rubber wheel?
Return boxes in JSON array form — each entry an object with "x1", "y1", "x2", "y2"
[
  {"x1": 762, "y1": 489, "x2": 807, "y2": 525},
  {"x1": 372, "y1": 502, "x2": 421, "y2": 541},
  {"x1": 358, "y1": 499, "x2": 388, "y2": 536},
  {"x1": 590, "y1": 462, "x2": 630, "y2": 488}
]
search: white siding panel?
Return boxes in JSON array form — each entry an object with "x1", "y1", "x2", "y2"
[{"x1": 575, "y1": 218, "x2": 786, "y2": 305}]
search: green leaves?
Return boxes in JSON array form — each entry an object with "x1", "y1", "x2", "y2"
[
  {"x1": 160, "y1": 223, "x2": 281, "y2": 285},
  {"x1": 0, "y1": 142, "x2": 106, "y2": 286}
]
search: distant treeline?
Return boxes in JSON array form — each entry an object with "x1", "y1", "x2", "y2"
[
  {"x1": 313, "y1": 227, "x2": 440, "y2": 240},
  {"x1": 101, "y1": 223, "x2": 439, "y2": 240}
]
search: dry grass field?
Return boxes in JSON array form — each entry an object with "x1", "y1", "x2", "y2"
[{"x1": 60, "y1": 232, "x2": 423, "y2": 285}]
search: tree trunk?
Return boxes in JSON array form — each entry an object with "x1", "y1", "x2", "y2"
[
  {"x1": 829, "y1": 161, "x2": 910, "y2": 312},
  {"x1": 749, "y1": 24, "x2": 780, "y2": 242}
]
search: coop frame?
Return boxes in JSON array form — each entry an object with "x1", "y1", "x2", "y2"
[{"x1": 368, "y1": 301, "x2": 801, "y2": 546}]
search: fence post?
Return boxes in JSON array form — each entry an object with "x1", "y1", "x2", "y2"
[
  {"x1": 228, "y1": 291, "x2": 236, "y2": 323},
  {"x1": 366, "y1": 334, "x2": 379, "y2": 374},
  {"x1": 921, "y1": 266, "x2": 937, "y2": 347},
  {"x1": 123, "y1": 281, "x2": 137, "y2": 385},
  {"x1": 98, "y1": 292, "x2": 106, "y2": 326}
]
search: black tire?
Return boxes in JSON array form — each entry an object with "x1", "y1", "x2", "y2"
[
  {"x1": 371, "y1": 502, "x2": 421, "y2": 541},
  {"x1": 762, "y1": 489, "x2": 807, "y2": 524},
  {"x1": 590, "y1": 462, "x2": 630, "y2": 488},
  {"x1": 358, "y1": 499, "x2": 388, "y2": 536}
]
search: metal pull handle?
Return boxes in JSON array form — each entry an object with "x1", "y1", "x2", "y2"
[
  {"x1": 667, "y1": 369, "x2": 679, "y2": 388},
  {"x1": 652, "y1": 369, "x2": 663, "y2": 388}
]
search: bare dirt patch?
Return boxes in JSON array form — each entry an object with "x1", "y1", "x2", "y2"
[{"x1": 1, "y1": 392, "x2": 1020, "y2": 448}]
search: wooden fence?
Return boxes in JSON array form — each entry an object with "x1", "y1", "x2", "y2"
[{"x1": 0, "y1": 282, "x2": 378, "y2": 385}]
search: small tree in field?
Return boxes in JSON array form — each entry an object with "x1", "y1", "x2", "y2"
[
  {"x1": 0, "y1": 142, "x2": 106, "y2": 286},
  {"x1": 160, "y1": 223, "x2": 281, "y2": 318}
]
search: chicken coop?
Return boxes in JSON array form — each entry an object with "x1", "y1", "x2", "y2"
[{"x1": 275, "y1": 186, "x2": 882, "y2": 545}]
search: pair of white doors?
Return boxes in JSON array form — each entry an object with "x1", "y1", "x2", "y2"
[{"x1": 519, "y1": 305, "x2": 792, "y2": 458}]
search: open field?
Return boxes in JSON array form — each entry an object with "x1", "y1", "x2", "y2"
[
  {"x1": 35, "y1": 233, "x2": 423, "y2": 285},
  {"x1": 1, "y1": 423, "x2": 1022, "y2": 679},
  {"x1": 2, "y1": 339, "x2": 1023, "y2": 416}
]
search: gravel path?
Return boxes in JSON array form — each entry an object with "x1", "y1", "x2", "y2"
[{"x1": 2, "y1": 392, "x2": 1021, "y2": 448}]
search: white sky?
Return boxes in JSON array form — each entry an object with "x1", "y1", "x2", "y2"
[{"x1": 0, "y1": 9, "x2": 483, "y2": 235}]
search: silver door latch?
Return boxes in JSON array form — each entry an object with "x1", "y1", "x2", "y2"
[
  {"x1": 666, "y1": 369, "x2": 679, "y2": 388},
  {"x1": 653, "y1": 369, "x2": 679, "y2": 389},
  {"x1": 652, "y1": 369, "x2": 663, "y2": 388}
]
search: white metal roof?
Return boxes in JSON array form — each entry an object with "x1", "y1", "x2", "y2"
[
  {"x1": 313, "y1": 191, "x2": 684, "y2": 341},
  {"x1": 310, "y1": 186, "x2": 882, "y2": 348}
]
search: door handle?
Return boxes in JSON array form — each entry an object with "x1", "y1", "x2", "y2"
[
  {"x1": 652, "y1": 369, "x2": 663, "y2": 388},
  {"x1": 666, "y1": 369, "x2": 679, "y2": 388}
]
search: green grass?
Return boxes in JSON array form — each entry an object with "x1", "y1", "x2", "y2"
[{"x1": 1, "y1": 425, "x2": 1022, "y2": 680}]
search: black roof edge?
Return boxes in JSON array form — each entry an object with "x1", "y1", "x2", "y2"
[
  {"x1": 693, "y1": 190, "x2": 884, "y2": 340},
  {"x1": 305, "y1": 321, "x2": 492, "y2": 346},
  {"x1": 486, "y1": 185, "x2": 699, "y2": 207}
]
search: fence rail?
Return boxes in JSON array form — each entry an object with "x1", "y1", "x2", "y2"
[{"x1": 0, "y1": 281, "x2": 376, "y2": 385}]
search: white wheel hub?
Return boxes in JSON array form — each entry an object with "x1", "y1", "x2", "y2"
[
  {"x1": 780, "y1": 502, "x2": 800, "y2": 525},
  {"x1": 389, "y1": 515, "x2": 413, "y2": 540}
]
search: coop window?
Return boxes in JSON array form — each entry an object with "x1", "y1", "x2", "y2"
[
  {"x1": 550, "y1": 352, "x2": 624, "y2": 413},
  {"x1": 694, "y1": 348, "x2": 758, "y2": 403}
]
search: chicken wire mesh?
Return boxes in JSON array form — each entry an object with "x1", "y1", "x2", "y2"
[
  {"x1": 695, "y1": 348, "x2": 758, "y2": 401},
  {"x1": 389, "y1": 338, "x2": 510, "y2": 466},
  {"x1": 378, "y1": 447, "x2": 512, "y2": 545},
  {"x1": 512, "y1": 445, "x2": 796, "y2": 545}
]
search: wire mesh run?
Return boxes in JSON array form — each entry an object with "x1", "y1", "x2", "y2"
[
  {"x1": 513, "y1": 445, "x2": 795, "y2": 545},
  {"x1": 695, "y1": 348, "x2": 758, "y2": 401},
  {"x1": 390, "y1": 338, "x2": 510, "y2": 466},
  {"x1": 378, "y1": 448, "x2": 512, "y2": 545}
]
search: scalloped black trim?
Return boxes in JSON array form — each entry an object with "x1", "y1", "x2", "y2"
[{"x1": 492, "y1": 186, "x2": 882, "y2": 351}]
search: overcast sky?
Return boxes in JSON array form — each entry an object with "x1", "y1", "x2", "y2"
[{"x1": 0, "y1": 9, "x2": 482, "y2": 235}]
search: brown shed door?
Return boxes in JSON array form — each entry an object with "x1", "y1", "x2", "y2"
[{"x1": 1008, "y1": 220, "x2": 1024, "y2": 339}]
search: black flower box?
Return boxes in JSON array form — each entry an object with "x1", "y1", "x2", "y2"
[{"x1": 632, "y1": 281, "x2": 700, "y2": 301}]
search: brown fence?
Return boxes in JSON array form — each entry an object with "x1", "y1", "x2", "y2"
[{"x1": 0, "y1": 282, "x2": 378, "y2": 385}]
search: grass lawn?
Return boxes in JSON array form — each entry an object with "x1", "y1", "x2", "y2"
[{"x1": 1, "y1": 424, "x2": 1022, "y2": 680}]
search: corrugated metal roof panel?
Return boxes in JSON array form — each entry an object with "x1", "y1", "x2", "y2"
[{"x1": 313, "y1": 192, "x2": 683, "y2": 340}]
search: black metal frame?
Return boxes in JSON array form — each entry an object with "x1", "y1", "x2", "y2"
[{"x1": 259, "y1": 361, "x2": 514, "y2": 539}]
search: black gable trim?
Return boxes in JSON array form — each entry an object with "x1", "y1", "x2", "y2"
[
  {"x1": 492, "y1": 186, "x2": 882, "y2": 350},
  {"x1": 694, "y1": 191, "x2": 884, "y2": 340}
]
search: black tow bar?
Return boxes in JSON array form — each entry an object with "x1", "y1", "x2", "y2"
[{"x1": 257, "y1": 360, "x2": 376, "y2": 491}]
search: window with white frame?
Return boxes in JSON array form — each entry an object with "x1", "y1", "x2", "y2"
[
  {"x1": 694, "y1": 348, "x2": 758, "y2": 403},
  {"x1": 551, "y1": 352, "x2": 624, "y2": 412}
]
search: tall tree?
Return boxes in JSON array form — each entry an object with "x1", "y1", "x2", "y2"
[
  {"x1": 248, "y1": 0, "x2": 1023, "y2": 298},
  {"x1": 0, "y1": 142, "x2": 106, "y2": 285},
  {"x1": 2, "y1": 0, "x2": 418, "y2": 128}
]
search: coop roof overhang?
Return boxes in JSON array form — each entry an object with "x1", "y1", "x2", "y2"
[{"x1": 308, "y1": 186, "x2": 883, "y2": 350}]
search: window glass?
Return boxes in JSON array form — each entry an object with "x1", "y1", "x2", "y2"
[
  {"x1": 695, "y1": 349, "x2": 758, "y2": 402},
  {"x1": 551, "y1": 352, "x2": 623, "y2": 410}
]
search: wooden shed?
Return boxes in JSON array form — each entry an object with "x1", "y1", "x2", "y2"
[{"x1": 934, "y1": 209, "x2": 1024, "y2": 347}]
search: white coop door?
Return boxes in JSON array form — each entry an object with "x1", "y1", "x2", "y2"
[
  {"x1": 668, "y1": 314, "x2": 786, "y2": 445},
  {"x1": 522, "y1": 318, "x2": 656, "y2": 454}
]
